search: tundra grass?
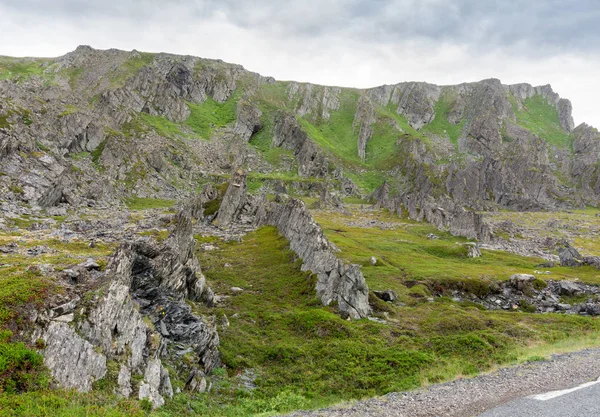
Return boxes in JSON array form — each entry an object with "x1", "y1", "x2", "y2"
[
  {"x1": 188, "y1": 225, "x2": 600, "y2": 416},
  {"x1": 123, "y1": 197, "x2": 175, "y2": 210},
  {"x1": 312, "y1": 209, "x2": 600, "y2": 293},
  {"x1": 511, "y1": 94, "x2": 571, "y2": 149},
  {"x1": 185, "y1": 91, "x2": 240, "y2": 139}
]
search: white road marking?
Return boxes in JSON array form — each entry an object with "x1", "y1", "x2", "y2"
[{"x1": 529, "y1": 377, "x2": 600, "y2": 401}]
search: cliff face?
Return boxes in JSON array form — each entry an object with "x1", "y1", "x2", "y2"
[{"x1": 0, "y1": 45, "x2": 598, "y2": 217}]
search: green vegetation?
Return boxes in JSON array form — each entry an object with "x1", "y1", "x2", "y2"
[
  {"x1": 123, "y1": 197, "x2": 176, "y2": 210},
  {"x1": 58, "y1": 105, "x2": 78, "y2": 118},
  {"x1": 297, "y1": 90, "x2": 361, "y2": 164},
  {"x1": 91, "y1": 140, "x2": 106, "y2": 164},
  {"x1": 511, "y1": 94, "x2": 571, "y2": 148},
  {"x1": 185, "y1": 93, "x2": 239, "y2": 139},
  {"x1": 0, "y1": 58, "x2": 53, "y2": 82},
  {"x1": 0, "y1": 114, "x2": 10, "y2": 129},
  {"x1": 110, "y1": 53, "x2": 155, "y2": 87},
  {"x1": 139, "y1": 113, "x2": 183, "y2": 138},
  {"x1": 0, "y1": 390, "x2": 146, "y2": 417},
  {"x1": 313, "y1": 209, "x2": 600, "y2": 294},
  {"x1": 60, "y1": 67, "x2": 84, "y2": 89},
  {"x1": 421, "y1": 94, "x2": 466, "y2": 147},
  {"x1": 188, "y1": 225, "x2": 600, "y2": 415}
]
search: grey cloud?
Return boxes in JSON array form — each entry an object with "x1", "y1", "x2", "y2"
[{"x1": 3, "y1": 0, "x2": 600, "y2": 54}]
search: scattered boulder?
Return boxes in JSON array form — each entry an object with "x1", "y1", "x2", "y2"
[
  {"x1": 373, "y1": 290, "x2": 398, "y2": 303},
  {"x1": 466, "y1": 242, "x2": 481, "y2": 258},
  {"x1": 558, "y1": 244, "x2": 583, "y2": 267}
]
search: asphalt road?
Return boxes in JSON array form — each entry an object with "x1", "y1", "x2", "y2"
[{"x1": 478, "y1": 377, "x2": 600, "y2": 417}]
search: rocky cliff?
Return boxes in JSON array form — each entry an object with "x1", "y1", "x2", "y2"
[{"x1": 1, "y1": 45, "x2": 599, "y2": 233}]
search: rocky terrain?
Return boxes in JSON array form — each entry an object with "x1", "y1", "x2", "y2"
[{"x1": 1, "y1": 45, "x2": 600, "y2": 416}]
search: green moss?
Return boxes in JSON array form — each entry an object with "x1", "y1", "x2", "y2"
[
  {"x1": 421, "y1": 93, "x2": 466, "y2": 148},
  {"x1": 0, "y1": 114, "x2": 11, "y2": 129},
  {"x1": 185, "y1": 92, "x2": 239, "y2": 139},
  {"x1": 138, "y1": 113, "x2": 183, "y2": 138},
  {"x1": 57, "y1": 105, "x2": 78, "y2": 118},
  {"x1": 68, "y1": 152, "x2": 89, "y2": 160},
  {"x1": 123, "y1": 197, "x2": 175, "y2": 210},
  {"x1": 91, "y1": 140, "x2": 106, "y2": 164},
  {"x1": 512, "y1": 94, "x2": 571, "y2": 148},
  {"x1": 109, "y1": 52, "x2": 155, "y2": 88}
]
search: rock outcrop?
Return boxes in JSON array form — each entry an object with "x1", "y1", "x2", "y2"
[
  {"x1": 449, "y1": 275, "x2": 600, "y2": 316},
  {"x1": 256, "y1": 196, "x2": 371, "y2": 319},
  {"x1": 353, "y1": 96, "x2": 377, "y2": 161},
  {"x1": 273, "y1": 112, "x2": 330, "y2": 177},
  {"x1": 39, "y1": 209, "x2": 218, "y2": 408}
]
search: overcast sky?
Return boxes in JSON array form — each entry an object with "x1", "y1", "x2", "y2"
[{"x1": 2, "y1": 0, "x2": 599, "y2": 127}]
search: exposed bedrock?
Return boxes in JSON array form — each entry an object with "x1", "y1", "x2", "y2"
[
  {"x1": 255, "y1": 196, "x2": 371, "y2": 319},
  {"x1": 38, "y1": 209, "x2": 218, "y2": 408},
  {"x1": 273, "y1": 112, "x2": 330, "y2": 177}
]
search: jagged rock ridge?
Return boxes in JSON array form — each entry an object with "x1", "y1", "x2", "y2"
[{"x1": 37, "y1": 209, "x2": 218, "y2": 408}]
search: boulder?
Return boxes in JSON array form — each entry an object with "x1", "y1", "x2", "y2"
[
  {"x1": 558, "y1": 244, "x2": 583, "y2": 267},
  {"x1": 373, "y1": 290, "x2": 398, "y2": 303}
]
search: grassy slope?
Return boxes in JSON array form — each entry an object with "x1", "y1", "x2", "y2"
[
  {"x1": 510, "y1": 95, "x2": 571, "y2": 148},
  {"x1": 2, "y1": 209, "x2": 600, "y2": 416},
  {"x1": 313, "y1": 209, "x2": 600, "y2": 295},
  {"x1": 420, "y1": 93, "x2": 466, "y2": 148},
  {"x1": 188, "y1": 223, "x2": 600, "y2": 416}
]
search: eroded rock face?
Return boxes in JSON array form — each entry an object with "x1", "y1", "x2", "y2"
[
  {"x1": 234, "y1": 101, "x2": 262, "y2": 141},
  {"x1": 256, "y1": 196, "x2": 371, "y2": 319},
  {"x1": 353, "y1": 96, "x2": 377, "y2": 161},
  {"x1": 216, "y1": 169, "x2": 248, "y2": 226},
  {"x1": 39, "y1": 209, "x2": 218, "y2": 408},
  {"x1": 42, "y1": 321, "x2": 107, "y2": 392},
  {"x1": 273, "y1": 113, "x2": 330, "y2": 177},
  {"x1": 289, "y1": 83, "x2": 341, "y2": 121}
]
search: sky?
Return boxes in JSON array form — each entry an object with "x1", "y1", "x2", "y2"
[{"x1": 2, "y1": 0, "x2": 599, "y2": 127}]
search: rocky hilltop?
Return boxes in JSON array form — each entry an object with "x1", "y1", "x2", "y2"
[
  {"x1": 1, "y1": 45, "x2": 599, "y2": 218},
  {"x1": 2, "y1": 46, "x2": 600, "y2": 415}
]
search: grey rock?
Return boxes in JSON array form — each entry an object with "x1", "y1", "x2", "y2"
[
  {"x1": 117, "y1": 364, "x2": 133, "y2": 398},
  {"x1": 256, "y1": 197, "x2": 371, "y2": 319},
  {"x1": 558, "y1": 244, "x2": 583, "y2": 267},
  {"x1": 353, "y1": 96, "x2": 377, "y2": 161},
  {"x1": 373, "y1": 290, "x2": 398, "y2": 303},
  {"x1": 273, "y1": 113, "x2": 330, "y2": 178},
  {"x1": 234, "y1": 101, "x2": 262, "y2": 141},
  {"x1": 466, "y1": 242, "x2": 482, "y2": 258},
  {"x1": 78, "y1": 258, "x2": 100, "y2": 270},
  {"x1": 43, "y1": 321, "x2": 107, "y2": 392},
  {"x1": 139, "y1": 359, "x2": 173, "y2": 409},
  {"x1": 216, "y1": 169, "x2": 248, "y2": 226}
]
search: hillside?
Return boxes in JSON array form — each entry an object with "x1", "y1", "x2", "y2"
[
  {"x1": 1, "y1": 46, "x2": 599, "y2": 214},
  {"x1": 1, "y1": 46, "x2": 600, "y2": 417}
]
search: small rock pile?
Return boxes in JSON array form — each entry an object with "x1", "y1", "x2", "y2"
[{"x1": 450, "y1": 274, "x2": 600, "y2": 315}]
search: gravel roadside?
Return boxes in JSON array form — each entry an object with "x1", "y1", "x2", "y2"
[{"x1": 280, "y1": 348, "x2": 600, "y2": 417}]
